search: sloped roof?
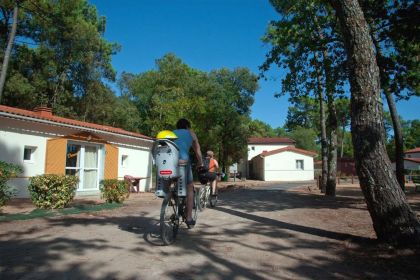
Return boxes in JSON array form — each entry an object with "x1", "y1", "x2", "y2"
[
  {"x1": 405, "y1": 147, "x2": 420, "y2": 154},
  {"x1": 405, "y1": 158, "x2": 420, "y2": 164},
  {"x1": 259, "y1": 146, "x2": 317, "y2": 157},
  {"x1": 248, "y1": 137, "x2": 296, "y2": 144},
  {"x1": 0, "y1": 105, "x2": 153, "y2": 141}
]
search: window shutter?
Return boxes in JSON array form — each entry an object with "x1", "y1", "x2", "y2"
[
  {"x1": 45, "y1": 138, "x2": 67, "y2": 174},
  {"x1": 104, "y1": 144, "x2": 118, "y2": 179}
]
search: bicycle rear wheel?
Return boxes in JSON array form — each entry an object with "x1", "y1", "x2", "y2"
[
  {"x1": 197, "y1": 186, "x2": 207, "y2": 211},
  {"x1": 160, "y1": 193, "x2": 179, "y2": 245}
]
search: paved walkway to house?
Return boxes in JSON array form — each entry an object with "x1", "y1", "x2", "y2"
[{"x1": 1, "y1": 181, "x2": 419, "y2": 279}]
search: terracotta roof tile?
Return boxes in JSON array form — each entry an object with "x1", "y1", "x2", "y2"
[
  {"x1": 259, "y1": 146, "x2": 317, "y2": 157},
  {"x1": 0, "y1": 105, "x2": 153, "y2": 140},
  {"x1": 405, "y1": 147, "x2": 420, "y2": 154},
  {"x1": 248, "y1": 137, "x2": 296, "y2": 144}
]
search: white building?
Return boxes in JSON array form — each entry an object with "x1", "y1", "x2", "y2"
[
  {"x1": 404, "y1": 148, "x2": 420, "y2": 170},
  {"x1": 0, "y1": 105, "x2": 154, "y2": 197},
  {"x1": 244, "y1": 137, "x2": 316, "y2": 182}
]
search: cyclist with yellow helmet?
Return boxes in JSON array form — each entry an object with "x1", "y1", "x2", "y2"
[{"x1": 172, "y1": 118, "x2": 203, "y2": 227}]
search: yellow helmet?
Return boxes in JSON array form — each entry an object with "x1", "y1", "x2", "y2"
[{"x1": 156, "y1": 130, "x2": 178, "y2": 140}]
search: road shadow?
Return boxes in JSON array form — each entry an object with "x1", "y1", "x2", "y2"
[{"x1": 1, "y1": 187, "x2": 420, "y2": 279}]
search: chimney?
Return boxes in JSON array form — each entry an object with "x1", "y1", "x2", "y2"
[{"x1": 33, "y1": 106, "x2": 53, "y2": 117}]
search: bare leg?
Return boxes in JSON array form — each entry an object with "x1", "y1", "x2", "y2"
[
  {"x1": 186, "y1": 182, "x2": 194, "y2": 221},
  {"x1": 211, "y1": 179, "x2": 217, "y2": 195}
]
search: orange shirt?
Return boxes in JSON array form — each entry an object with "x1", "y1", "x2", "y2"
[{"x1": 208, "y1": 158, "x2": 218, "y2": 172}]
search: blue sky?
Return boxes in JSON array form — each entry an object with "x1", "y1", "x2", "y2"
[{"x1": 89, "y1": 0, "x2": 419, "y2": 128}]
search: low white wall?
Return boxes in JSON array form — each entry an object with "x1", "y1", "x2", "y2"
[{"x1": 263, "y1": 151, "x2": 314, "y2": 181}]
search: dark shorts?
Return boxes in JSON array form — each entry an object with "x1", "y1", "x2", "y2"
[{"x1": 206, "y1": 172, "x2": 217, "y2": 181}]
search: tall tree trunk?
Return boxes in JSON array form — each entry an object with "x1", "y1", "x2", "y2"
[
  {"x1": 323, "y1": 51, "x2": 337, "y2": 197},
  {"x1": 371, "y1": 37, "x2": 405, "y2": 191},
  {"x1": 340, "y1": 120, "x2": 345, "y2": 158},
  {"x1": 383, "y1": 87, "x2": 405, "y2": 190},
  {"x1": 315, "y1": 53, "x2": 328, "y2": 193},
  {"x1": 314, "y1": 16, "x2": 338, "y2": 196},
  {"x1": 0, "y1": 4, "x2": 18, "y2": 101},
  {"x1": 326, "y1": 93, "x2": 337, "y2": 196},
  {"x1": 330, "y1": 0, "x2": 420, "y2": 244}
]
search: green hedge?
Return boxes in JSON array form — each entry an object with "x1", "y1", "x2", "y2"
[
  {"x1": 100, "y1": 179, "x2": 130, "y2": 203},
  {"x1": 28, "y1": 174, "x2": 79, "y2": 209},
  {"x1": 0, "y1": 161, "x2": 23, "y2": 207}
]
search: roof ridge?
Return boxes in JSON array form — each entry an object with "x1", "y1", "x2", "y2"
[{"x1": 0, "y1": 105, "x2": 152, "y2": 140}]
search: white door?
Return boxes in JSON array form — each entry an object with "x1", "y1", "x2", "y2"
[{"x1": 65, "y1": 142, "x2": 101, "y2": 191}]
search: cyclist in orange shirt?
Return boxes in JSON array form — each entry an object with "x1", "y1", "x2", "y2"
[{"x1": 205, "y1": 150, "x2": 219, "y2": 197}]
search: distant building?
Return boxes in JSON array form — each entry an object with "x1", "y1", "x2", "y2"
[
  {"x1": 239, "y1": 137, "x2": 316, "y2": 182},
  {"x1": 404, "y1": 148, "x2": 420, "y2": 171}
]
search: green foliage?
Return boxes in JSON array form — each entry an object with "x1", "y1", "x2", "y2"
[
  {"x1": 28, "y1": 174, "x2": 79, "y2": 209},
  {"x1": 361, "y1": 0, "x2": 419, "y2": 99},
  {"x1": 1, "y1": 0, "x2": 121, "y2": 125},
  {"x1": 386, "y1": 118, "x2": 420, "y2": 160},
  {"x1": 248, "y1": 119, "x2": 276, "y2": 137},
  {"x1": 0, "y1": 161, "x2": 22, "y2": 207},
  {"x1": 285, "y1": 96, "x2": 320, "y2": 131},
  {"x1": 289, "y1": 126, "x2": 318, "y2": 151},
  {"x1": 100, "y1": 179, "x2": 129, "y2": 203},
  {"x1": 119, "y1": 53, "x2": 259, "y2": 170}
]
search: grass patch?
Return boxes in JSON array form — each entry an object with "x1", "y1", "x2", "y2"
[{"x1": 0, "y1": 203, "x2": 122, "y2": 222}]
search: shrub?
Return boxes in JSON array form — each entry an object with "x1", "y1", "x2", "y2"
[
  {"x1": 0, "y1": 161, "x2": 23, "y2": 207},
  {"x1": 28, "y1": 174, "x2": 79, "y2": 209},
  {"x1": 100, "y1": 179, "x2": 130, "y2": 203}
]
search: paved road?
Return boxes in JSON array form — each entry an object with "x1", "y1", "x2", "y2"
[{"x1": 0, "y1": 182, "x2": 407, "y2": 280}]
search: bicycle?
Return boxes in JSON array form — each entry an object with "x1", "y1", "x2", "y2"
[
  {"x1": 197, "y1": 169, "x2": 220, "y2": 211},
  {"x1": 153, "y1": 138, "x2": 200, "y2": 245},
  {"x1": 159, "y1": 180, "x2": 199, "y2": 245}
]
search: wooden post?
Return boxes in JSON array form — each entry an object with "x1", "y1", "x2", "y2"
[{"x1": 318, "y1": 175, "x2": 321, "y2": 189}]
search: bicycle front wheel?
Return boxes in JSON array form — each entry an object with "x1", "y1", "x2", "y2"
[
  {"x1": 160, "y1": 193, "x2": 179, "y2": 245},
  {"x1": 192, "y1": 188, "x2": 199, "y2": 222}
]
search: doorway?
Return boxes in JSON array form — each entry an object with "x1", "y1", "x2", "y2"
[{"x1": 65, "y1": 142, "x2": 102, "y2": 191}]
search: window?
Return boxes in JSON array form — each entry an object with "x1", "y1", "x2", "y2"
[
  {"x1": 65, "y1": 143, "x2": 100, "y2": 191},
  {"x1": 121, "y1": 155, "x2": 128, "y2": 167},
  {"x1": 296, "y1": 160, "x2": 304, "y2": 170},
  {"x1": 251, "y1": 146, "x2": 255, "y2": 151},
  {"x1": 23, "y1": 146, "x2": 36, "y2": 162}
]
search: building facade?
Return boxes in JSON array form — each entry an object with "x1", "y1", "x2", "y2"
[
  {"x1": 241, "y1": 137, "x2": 316, "y2": 181},
  {"x1": 0, "y1": 105, "x2": 154, "y2": 197}
]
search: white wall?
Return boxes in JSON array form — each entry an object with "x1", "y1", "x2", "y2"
[
  {"x1": 247, "y1": 144, "x2": 291, "y2": 160},
  {"x1": 406, "y1": 152, "x2": 420, "y2": 159},
  {"x1": 263, "y1": 151, "x2": 314, "y2": 181},
  {"x1": 0, "y1": 129, "x2": 48, "y2": 197},
  {"x1": 404, "y1": 160, "x2": 420, "y2": 170},
  {"x1": 117, "y1": 146, "x2": 152, "y2": 191},
  {"x1": 1, "y1": 117, "x2": 153, "y2": 197}
]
